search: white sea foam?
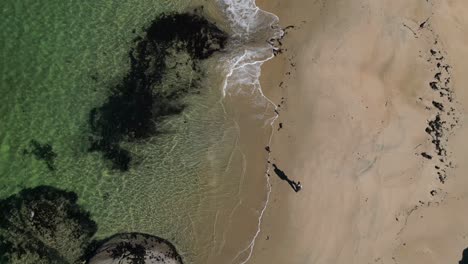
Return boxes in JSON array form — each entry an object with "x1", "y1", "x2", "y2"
[
  {"x1": 218, "y1": 0, "x2": 283, "y2": 97},
  {"x1": 216, "y1": 1, "x2": 283, "y2": 263}
]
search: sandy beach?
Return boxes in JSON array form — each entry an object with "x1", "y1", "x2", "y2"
[{"x1": 251, "y1": 0, "x2": 468, "y2": 263}]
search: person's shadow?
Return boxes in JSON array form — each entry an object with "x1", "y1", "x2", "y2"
[{"x1": 272, "y1": 164, "x2": 301, "y2": 192}]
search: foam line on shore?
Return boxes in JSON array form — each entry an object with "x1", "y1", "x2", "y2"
[
  {"x1": 216, "y1": 0, "x2": 283, "y2": 263},
  {"x1": 235, "y1": 99, "x2": 279, "y2": 264}
]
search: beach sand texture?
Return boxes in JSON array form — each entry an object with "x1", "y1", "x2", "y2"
[{"x1": 252, "y1": 0, "x2": 468, "y2": 263}]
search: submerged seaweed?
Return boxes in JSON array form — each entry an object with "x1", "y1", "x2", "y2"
[
  {"x1": 0, "y1": 186, "x2": 97, "y2": 263},
  {"x1": 23, "y1": 140, "x2": 57, "y2": 171},
  {"x1": 88, "y1": 11, "x2": 228, "y2": 171}
]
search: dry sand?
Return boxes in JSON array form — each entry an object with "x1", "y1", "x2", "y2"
[{"x1": 250, "y1": 0, "x2": 468, "y2": 263}]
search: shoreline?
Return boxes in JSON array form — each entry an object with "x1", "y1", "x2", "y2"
[
  {"x1": 251, "y1": 0, "x2": 468, "y2": 263},
  {"x1": 201, "y1": 2, "x2": 284, "y2": 263}
]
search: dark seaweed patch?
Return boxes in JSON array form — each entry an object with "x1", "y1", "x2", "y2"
[
  {"x1": 0, "y1": 186, "x2": 97, "y2": 263},
  {"x1": 88, "y1": 11, "x2": 227, "y2": 171},
  {"x1": 23, "y1": 140, "x2": 57, "y2": 171}
]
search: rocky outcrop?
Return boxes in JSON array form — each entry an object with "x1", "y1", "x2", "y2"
[{"x1": 87, "y1": 233, "x2": 183, "y2": 264}]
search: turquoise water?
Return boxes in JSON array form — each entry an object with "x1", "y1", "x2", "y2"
[{"x1": 0, "y1": 0, "x2": 252, "y2": 262}]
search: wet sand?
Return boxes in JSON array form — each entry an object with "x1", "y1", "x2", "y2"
[{"x1": 252, "y1": 0, "x2": 468, "y2": 263}]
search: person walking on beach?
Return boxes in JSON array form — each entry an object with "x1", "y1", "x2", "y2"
[{"x1": 272, "y1": 163, "x2": 302, "y2": 193}]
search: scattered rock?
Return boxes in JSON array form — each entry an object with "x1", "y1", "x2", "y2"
[
  {"x1": 432, "y1": 101, "x2": 444, "y2": 111},
  {"x1": 421, "y1": 152, "x2": 433, "y2": 159}
]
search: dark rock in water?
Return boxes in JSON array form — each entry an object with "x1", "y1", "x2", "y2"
[
  {"x1": 88, "y1": 10, "x2": 228, "y2": 171},
  {"x1": 0, "y1": 186, "x2": 97, "y2": 263},
  {"x1": 23, "y1": 140, "x2": 57, "y2": 171},
  {"x1": 86, "y1": 233, "x2": 183, "y2": 264}
]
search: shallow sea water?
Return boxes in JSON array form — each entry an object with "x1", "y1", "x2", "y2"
[{"x1": 0, "y1": 0, "x2": 279, "y2": 263}]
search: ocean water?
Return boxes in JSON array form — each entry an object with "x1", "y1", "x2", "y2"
[{"x1": 0, "y1": 0, "x2": 281, "y2": 263}]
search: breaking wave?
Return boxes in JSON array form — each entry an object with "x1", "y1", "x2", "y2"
[{"x1": 218, "y1": 0, "x2": 283, "y2": 97}]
